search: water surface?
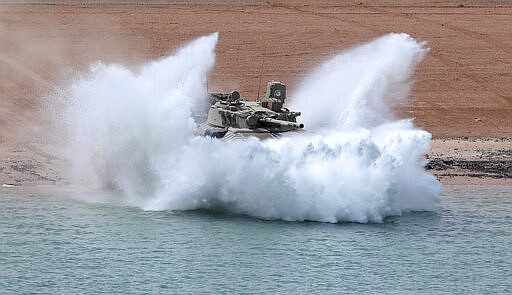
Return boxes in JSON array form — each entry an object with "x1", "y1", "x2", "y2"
[{"x1": 1, "y1": 185, "x2": 511, "y2": 294}]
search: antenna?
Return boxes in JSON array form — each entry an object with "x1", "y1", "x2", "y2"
[{"x1": 256, "y1": 54, "x2": 265, "y2": 101}]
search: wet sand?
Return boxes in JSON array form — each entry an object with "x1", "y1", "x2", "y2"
[
  {"x1": 0, "y1": 1, "x2": 511, "y2": 186},
  {"x1": 428, "y1": 138, "x2": 511, "y2": 185}
]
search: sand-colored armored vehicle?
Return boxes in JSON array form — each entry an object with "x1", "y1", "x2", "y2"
[{"x1": 197, "y1": 81, "x2": 304, "y2": 140}]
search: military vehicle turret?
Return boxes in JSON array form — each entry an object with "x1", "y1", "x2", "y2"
[{"x1": 197, "y1": 81, "x2": 304, "y2": 140}]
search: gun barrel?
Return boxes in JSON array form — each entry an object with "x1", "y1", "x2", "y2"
[{"x1": 258, "y1": 117, "x2": 304, "y2": 129}]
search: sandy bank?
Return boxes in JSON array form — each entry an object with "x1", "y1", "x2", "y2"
[{"x1": 1, "y1": 2, "x2": 511, "y2": 188}]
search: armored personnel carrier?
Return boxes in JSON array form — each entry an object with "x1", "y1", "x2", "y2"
[{"x1": 197, "y1": 81, "x2": 304, "y2": 140}]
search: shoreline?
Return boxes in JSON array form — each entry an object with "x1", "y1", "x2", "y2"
[
  {"x1": 1, "y1": 137, "x2": 510, "y2": 188},
  {"x1": 427, "y1": 137, "x2": 511, "y2": 185}
]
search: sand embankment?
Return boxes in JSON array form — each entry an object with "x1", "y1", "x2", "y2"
[{"x1": 1, "y1": 1, "x2": 511, "y2": 186}]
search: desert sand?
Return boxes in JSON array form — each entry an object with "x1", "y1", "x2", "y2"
[{"x1": 0, "y1": 1, "x2": 511, "y2": 187}]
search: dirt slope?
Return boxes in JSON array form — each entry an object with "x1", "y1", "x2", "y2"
[{"x1": 0, "y1": 1, "x2": 511, "y2": 186}]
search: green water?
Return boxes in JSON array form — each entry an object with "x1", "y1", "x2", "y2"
[{"x1": 1, "y1": 186, "x2": 511, "y2": 294}]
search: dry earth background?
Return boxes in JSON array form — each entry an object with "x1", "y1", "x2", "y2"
[{"x1": 0, "y1": 0, "x2": 511, "y2": 186}]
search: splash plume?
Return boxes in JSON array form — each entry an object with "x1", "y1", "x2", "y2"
[{"x1": 61, "y1": 32, "x2": 441, "y2": 223}]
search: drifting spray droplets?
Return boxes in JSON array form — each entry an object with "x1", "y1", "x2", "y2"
[{"x1": 291, "y1": 33, "x2": 428, "y2": 131}]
